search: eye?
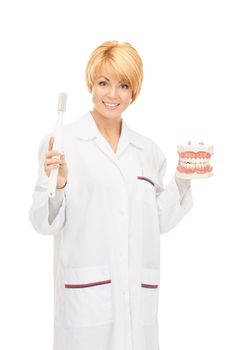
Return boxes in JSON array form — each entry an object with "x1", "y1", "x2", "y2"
[
  {"x1": 98, "y1": 81, "x2": 107, "y2": 86},
  {"x1": 120, "y1": 83, "x2": 129, "y2": 89}
]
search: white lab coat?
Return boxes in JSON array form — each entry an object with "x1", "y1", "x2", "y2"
[{"x1": 29, "y1": 111, "x2": 193, "y2": 350}]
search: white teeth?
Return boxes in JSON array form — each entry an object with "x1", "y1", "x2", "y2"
[
  {"x1": 180, "y1": 155, "x2": 211, "y2": 170},
  {"x1": 103, "y1": 102, "x2": 119, "y2": 109}
]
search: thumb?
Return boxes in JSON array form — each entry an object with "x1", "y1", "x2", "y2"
[
  {"x1": 48, "y1": 136, "x2": 54, "y2": 151},
  {"x1": 59, "y1": 151, "x2": 66, "y2": 164}
]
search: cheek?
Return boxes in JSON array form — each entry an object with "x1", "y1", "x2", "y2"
[
  {"x1": 123, "y1": 94, "x2": 132, "y2": 106},
  {"x1": 91, "y1": 90, "x2": 100, "y2": 103},
  {"x1": 91, "y1": 86, "x2": 105, "y2": 100},
  {"x1": 123, "y1": 90, "x2": 132, "y2": 102}
]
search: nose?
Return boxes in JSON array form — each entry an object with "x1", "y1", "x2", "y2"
[{"x1": 107, "y1": 85, "x2": 118, "y2": 99}]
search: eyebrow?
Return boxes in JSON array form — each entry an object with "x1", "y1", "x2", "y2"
[
  {"x1": 98, "y1": 75, "x2": 126, "y2": 84},
  {"x1": 98, "y1": 76, "x2": 110, "y2": 81}
]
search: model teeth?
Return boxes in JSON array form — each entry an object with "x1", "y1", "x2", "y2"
[
  {"x1": 178, "y1": 154, "x2": 213, "y2": 174},
  {"x1": 177, "y1": 145, "x2": 213, "y2": 177},
  {"x1": 180, "y1": 157, "x2": 210, "y2": 165}
]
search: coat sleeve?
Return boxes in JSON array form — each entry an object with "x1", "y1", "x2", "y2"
[
  {"x1": 29, "y1": 134, "x2": 66, "y2": 236},
  {"x1": 155, "y1": 150, "x2": 193, "y2": 234}
]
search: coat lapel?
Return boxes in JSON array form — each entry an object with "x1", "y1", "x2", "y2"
[{"x1": 75, "y1": 112, "x2": 144, "y2": 174}]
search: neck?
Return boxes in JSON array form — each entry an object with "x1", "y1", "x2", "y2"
[{"x1": 91, "y1": 110, "x2": 122, "y2": 139}]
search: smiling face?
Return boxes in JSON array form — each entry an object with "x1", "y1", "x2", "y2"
[
  {"x1": 91, "y1": 65, "x2": 132, "y2": 120},
  {"x1": 86, "y1": 41, "x2": 143, "y2": 110}
]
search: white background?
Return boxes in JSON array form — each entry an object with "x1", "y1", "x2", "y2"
[{"x1": 0, "y1": 0, "x2": 237, "y2": 349}]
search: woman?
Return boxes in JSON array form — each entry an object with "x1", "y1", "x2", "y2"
[{"x1": 29, "y1": 40, "x2": 193, "y2": 350}]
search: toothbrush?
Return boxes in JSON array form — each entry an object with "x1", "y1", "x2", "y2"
[{"x1": 48, "y1": 92, "x2": 67, "y2": 198}]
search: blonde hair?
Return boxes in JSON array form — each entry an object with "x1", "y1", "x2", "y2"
[{"x1": 85, "y1": 40, "x2": 143, "y2": 103}]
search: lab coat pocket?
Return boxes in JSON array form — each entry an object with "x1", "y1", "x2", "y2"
[
  {"x1": 136, "y1": 176, "x2": 157, "y2": 205},
  {"x1": 140, "y1": 267, "x2": 160, "y2": 325},
  {"x1": 63, "y1": 264, "x2": 113, "y2": 328}
]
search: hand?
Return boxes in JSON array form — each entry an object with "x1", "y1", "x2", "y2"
[{"x1": 44, "y1": 136, "x2": 68, "y2": 189}]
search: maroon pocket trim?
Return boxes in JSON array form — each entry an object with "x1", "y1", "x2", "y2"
[
  {"x1": 137, "y1": 176, "x2": 155, "y2": 187},
  {"x1": 65, "y1": 279, "x2": 111, "y2": 288},
  {"x1": 141, "y1": 283, "x2": 159, "y2": 289}
]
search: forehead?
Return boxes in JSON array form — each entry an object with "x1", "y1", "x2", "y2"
[{"x1": 95, "y1": 63, "x2": 125, "y2": 82}]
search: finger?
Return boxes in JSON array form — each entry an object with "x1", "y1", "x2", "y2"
[
  {"x1": 56, "y1": 152, "x2": 66, "y2": 165},
  {"x1": 44, "y1": 159, "x2": 59, "y2": 167},
  {"x1": 48, "y1": 163, "x2": 59, "y2": 170},
  {"x1": 44, "y1": 163, "x2": 59, "y2": 176},
  {"x1": 48, "y1": 136, "x2": 54, "y2": 151},
  {"x1": 45, "y1": 149, "x2": 61, "y2": 158},
  {"x1": 59, "y1": 159, "x2": 67, "y2": 167},
  {"x1": 59, "y1": 152, "x2": 65, "y2": 161}
]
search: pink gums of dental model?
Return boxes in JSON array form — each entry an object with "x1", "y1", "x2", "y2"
[{"x1": 176, "y1": 143, "x2": 214, "y2": 179}]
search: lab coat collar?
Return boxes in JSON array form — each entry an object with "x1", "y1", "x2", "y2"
[{"x1": 75, "y1": 112, "x2": 144, "y2": 151}]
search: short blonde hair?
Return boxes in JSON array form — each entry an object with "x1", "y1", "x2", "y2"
[{"x1": 85, "y1": 40, "x2": 143, "y2": 103}]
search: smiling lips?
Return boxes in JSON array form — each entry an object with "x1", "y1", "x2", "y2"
[{"x1": 103, "y1": 101, "x2": 119, "y2": 110}]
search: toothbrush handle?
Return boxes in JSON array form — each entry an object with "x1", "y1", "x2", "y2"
[
  {"x1": 48, "y1": 111, "x2": 63, "y2": 198},
  {"x1": 48, "y1": 159, "x2": 60, "y2": 198}
]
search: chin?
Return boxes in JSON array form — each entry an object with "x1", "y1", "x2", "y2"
[{"x1": 96, "y1": 108, "x2": 122, "y2": 119}]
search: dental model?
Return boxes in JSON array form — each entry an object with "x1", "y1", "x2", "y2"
[{"x1": 176, "y1": 142, "x2": 213, "y2": 179}]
